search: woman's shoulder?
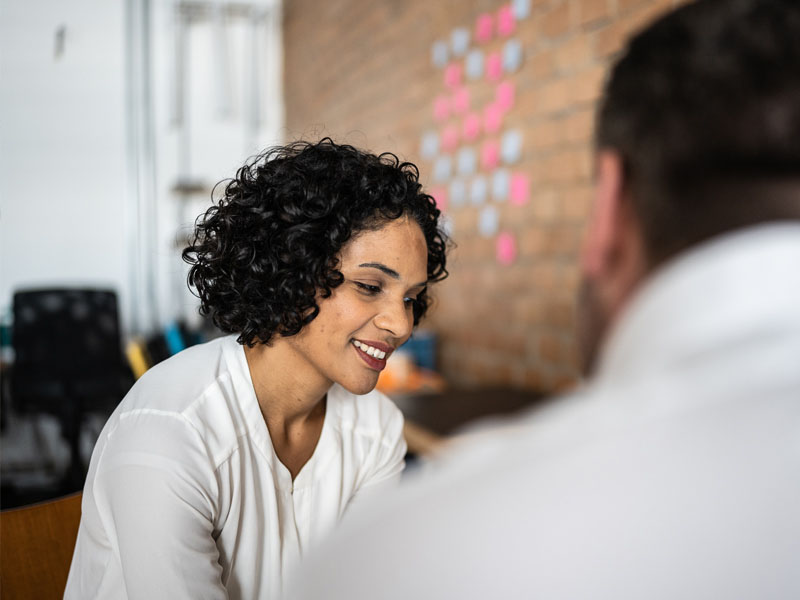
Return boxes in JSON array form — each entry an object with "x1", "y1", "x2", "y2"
[{"x1": 103, "y1": 335, "x2": 253, "y2": 460}]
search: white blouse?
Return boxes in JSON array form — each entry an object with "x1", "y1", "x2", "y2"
[{"x1": 65, "y1": 335, "x2": 406, "y2": 600}]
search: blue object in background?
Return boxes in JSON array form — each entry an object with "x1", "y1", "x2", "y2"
[
  {"x1": 401, "y1": 330, "x2": 437, "y2": 371},
  {"x1": 164, "y1": 321, "x2": 187, "y2": 356}
]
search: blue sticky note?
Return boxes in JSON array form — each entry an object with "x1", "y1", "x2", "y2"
[
  {"x1": 492, "y1": 169, "x2": 511, "y2": 202},
  {"x1": 449, "y1": 178, "x2": 467, "y2": 207},
  {"x1": 465, "y1": 49, "x2": 484, "y2": 80},
  {"x1": 433, "y1": 155, "x2": 452, "y2": 183},
  {"x1": 471, "y1": 175, "x2": 489, "y2": 205},
  {"x1": 501, "y1": 129, "x2": 524, "y2": 164},
  {"x1": 432, "y1": 40, "x2": 449, "y2": 68},
  {"x1": 503, "y1": 38, "x2": 524, "y2": 73},
  {"x1": 457, "y1": 147, "x2": 477, "y2": 176},
  {"x1": 451, "y1": 27, "x2": 470, "y2": 57},
  {"x1": 478, "y1": 205, "x2": 499, "y2": 237},
  {"x1": 420, "y1": 131, "x2": 439, "y2": 159},
  {"x1": 512, "y1": 0, "x2": 531, "y2": 20}
]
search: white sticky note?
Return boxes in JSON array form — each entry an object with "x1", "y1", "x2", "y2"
[
  {"x1": 451, "y1": 27, "x2": 470, "y2": 57},
  {"x1": 465, "y1": 48, "x2": 484, "y2": 80},
  {"x1": 501, "y1": 129, "x2": 524, "y2": 164},
  {"x1": 449, "y1": 178, "x2": 467, "y2": 207},
  {"x1": 492, "y1": 169, "x2": 511, "y2": 202},
  {"x1": 420, "y1": 130, "x2": 439, "y2": 159},
  {"x1": 432, "y1": 40, "x2": 449, "y2": 68},
  {"x1": 512, "y1": 0, "x2": 531, "y2": 20},
  {"x1": 478, "y1": 205, "x2": 499, "y2": 237},
  {"x1": 503, "y1": 38, "x2": 524, "y2": 73},
  {"x1": 457, "y1": 147, "x2": 477, "y2": 176},
  {"x1": 470, "y1": 175, "x2": 489, "y2": 205},
  {"x1": 433, "y1": 155, "x2": 452, "y2": 183}
]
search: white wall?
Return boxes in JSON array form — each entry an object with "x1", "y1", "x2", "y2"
[
  {"x1": 0, "y1": 0, "x2": 284, "y2": 338},
  {"x1": 0, "y1": 0, "x2": 129, "y2": 326}
]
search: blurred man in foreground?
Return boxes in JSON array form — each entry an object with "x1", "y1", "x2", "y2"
[{"x1": 294, "y1": 0, "x2": 800, "y2": 597}]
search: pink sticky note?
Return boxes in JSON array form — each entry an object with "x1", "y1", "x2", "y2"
[
  {"x1": 444, "y1": 62, "x2": 463, "y2": 88},
  {"x1": 462, "y1": 113, "x2": 481, "y2": 142},
  {"x1": 475, "y1": 13, "x2": 494, "y2": 43},
  {"x1": 510, "y1": 172, "x2": 530, "y2": 206},
  {"x1": 433, "y1": 95, "x2": 450, "y2": 122},
  {"x1": 496, "y1": 232, "x2": 517, "y2": 266},
  {"x1": 496, "y1": 80, "x2": 516, "y2": 112},
  {"x1": 486, "y1": 51, "x2": 503, "y2": 82},
  {"x1": 441, "y1": 125, "x2": 460, "y2": 152},
  {"x1": 452, "y1": 87, "x2": 470, "y2": 114},
  {"x1": 481, "y1": 139, "x2": 500, "y2": 170},
  {"x1": 483, "y1": 102, "x2": 504, "y2": 134},
  {"x1": 497, "y1": 4, "x2": 516, "y2": 37},
  {"x1": 429, "y1": 186, "x2": 448, "y2": 212}
]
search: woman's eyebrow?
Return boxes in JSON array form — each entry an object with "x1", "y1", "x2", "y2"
[{"x1": 358, "y1": 262, "x2": 427, "y2": 287}]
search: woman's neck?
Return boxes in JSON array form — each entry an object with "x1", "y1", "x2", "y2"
[
  {"x1": 244, "y1": 339, "x2": 330, "y2": 479},
  {"x1": 243, "y1": 339, "x2": 330, "y2": 424}
]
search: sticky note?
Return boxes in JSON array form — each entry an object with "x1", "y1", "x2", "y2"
[
  {"x1": 433, "y1": 155, "x2": 452, "y2": 182},
  {"x1": 434, "y1": 95, "x2": 450, "y2": 122},
  {"x1": 429, "y1": 186, "x2": 448, "y2": 212},
  {"x1": 475, "y1": 13, "x2": 494, "y2": 43},
  {"x1": 492, "y1": 169, "x2": 511, "y2": 202},
  {"x1": 481, "y1": 140, "x2": 500, "y2": 170},
  {"x1": 478, "y1": 205, "x2": 499, "y2": 237},
  {"x1": 486, "y1": 51, "x2": 503, "y2": 82},
  {"x1": 510, "y1": 172, "x2": 530, "y2": 206},
  {"x1": 503, "y1": 38, "x2": 523, "y2": 73},
  {"x1": 483, "y1": 103, "x2": 504, "y2": 135},
  {"x1": 452, "y1": 87, "x2": 470, "y2": 114},
  {"x1": 497, "y1": 5, "x2": 516, "y2": 37},
  {"x1": 501, "y1": 129, "x2": 524, "y2": 164},
  {"x1": 465, "y1": 49, "x2": 484, "y2": 80},
  {"x1": 440, "y1": 213, "x2": 455, "y2": 238},
  {"x1": 441, "y1": 125, "x2": 460, "y2": 152},
  {"x1": 444, "y1": 62, "x2": 463, "y2": 88},
  {"x1": 420, "y1": 130, "x2": 439, "y2": 159},
  {"x1": 457, "y1": 147, "x2": 477, "y2": 176},
  {"x1": 471, "y1": 176, "x2": 489, "y2": 205},
  {"x1": 451, "y1": 27, "x2": 470, "y2": 57},
  {"x1": 496, "y1": 232, "x2": 517, "y2": 266},
  {"x1": 449, "y1": 178, "x2": 467, "y2": 207},
  {"x1": 496, "y1": 80, "x2": 516, "y2": 112},
  {"x1": 462, "y1": 113, "x2": 482, "y2": 142},
  {"x1": 431, "y1": 40, "x2": 449, "y2": 68},
  {"x1": 512, "y1": 0, "x2": 531, "y2": 20}
]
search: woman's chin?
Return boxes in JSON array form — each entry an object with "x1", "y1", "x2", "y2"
[{"x1": 337, "y1": 374, "x2": 380, "y2": 396}]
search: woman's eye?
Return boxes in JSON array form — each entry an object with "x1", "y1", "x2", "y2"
[
  {"x1": 403, "y1": 297, "x2": 417, "y2": 306},
  {"x1": 355, "y1": 282, "x2": 381, "y2": 295}
]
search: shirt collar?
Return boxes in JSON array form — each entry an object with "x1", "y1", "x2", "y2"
[{"x1": 596, "y1": 223, "x2": 800, "y2": 384}]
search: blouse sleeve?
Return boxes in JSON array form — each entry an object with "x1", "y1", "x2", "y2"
[
  {"x1": 92, "y1": 412, "x2": 229, "y2": 600},
  {"x1": 347, "y1": 395, "x2": 407, "y2": 512}
]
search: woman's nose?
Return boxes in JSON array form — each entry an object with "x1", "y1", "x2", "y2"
[{"x1": 373, "y1": 297, "x2": 413, "y2": 340}]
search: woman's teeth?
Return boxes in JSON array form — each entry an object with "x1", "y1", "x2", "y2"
[{"x1": 352, "y1": 340, "x2": 387, "y2": 360}]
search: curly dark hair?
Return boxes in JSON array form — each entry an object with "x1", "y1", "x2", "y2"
[{"x1": 183, "y1": 138, "x2": 449, "y2": 347}]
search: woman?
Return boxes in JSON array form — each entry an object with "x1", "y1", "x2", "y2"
[{"x1": 65, "y1": 139, "x2": 449, "y2": 599}]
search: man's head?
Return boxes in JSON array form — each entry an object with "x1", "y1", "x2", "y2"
[{"x1": 578, "y1": 0, "x2": 800, "y2": 374}]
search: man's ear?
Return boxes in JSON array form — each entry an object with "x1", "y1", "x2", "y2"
[{"x1": 581, "y1": 149, "x2": 626, "y2": 279}]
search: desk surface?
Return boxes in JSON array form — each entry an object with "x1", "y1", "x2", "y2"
[{"x1": 392, "y1": 387, "x2": 550, "y2": 437}]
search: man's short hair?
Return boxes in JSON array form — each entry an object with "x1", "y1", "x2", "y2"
[{"x1": 596, "y1": 0, "x2": 800, "y2": 265}]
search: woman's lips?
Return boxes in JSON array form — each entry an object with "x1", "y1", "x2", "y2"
[{"x1": 351, "y1": 339, "x2": 393, "y2": 371}]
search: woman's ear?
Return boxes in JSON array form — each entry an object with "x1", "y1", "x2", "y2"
[{"x1": 581, "y1": 149, "x2": 626, "y2": 279}]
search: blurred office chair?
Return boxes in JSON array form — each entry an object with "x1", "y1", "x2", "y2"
[
  {"x1": 10, "y1": 288, "x2": 133, "y2": 492},
  {"x1": 0, "y1": 492, "x2": 82, "y2": 599}
]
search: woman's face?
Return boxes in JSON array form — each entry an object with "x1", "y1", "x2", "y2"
[{"x1": 286, "y1": 217, "x2": 429, "y2": 396}]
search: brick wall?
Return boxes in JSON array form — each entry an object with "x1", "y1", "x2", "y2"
[{"x1": 284, "y1": 0, "x2": 682, "y2": 393}]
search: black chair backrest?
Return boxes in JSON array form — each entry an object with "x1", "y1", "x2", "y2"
[{"x1": 11, "y1": 288, "x2": 128, "y2": 404}]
